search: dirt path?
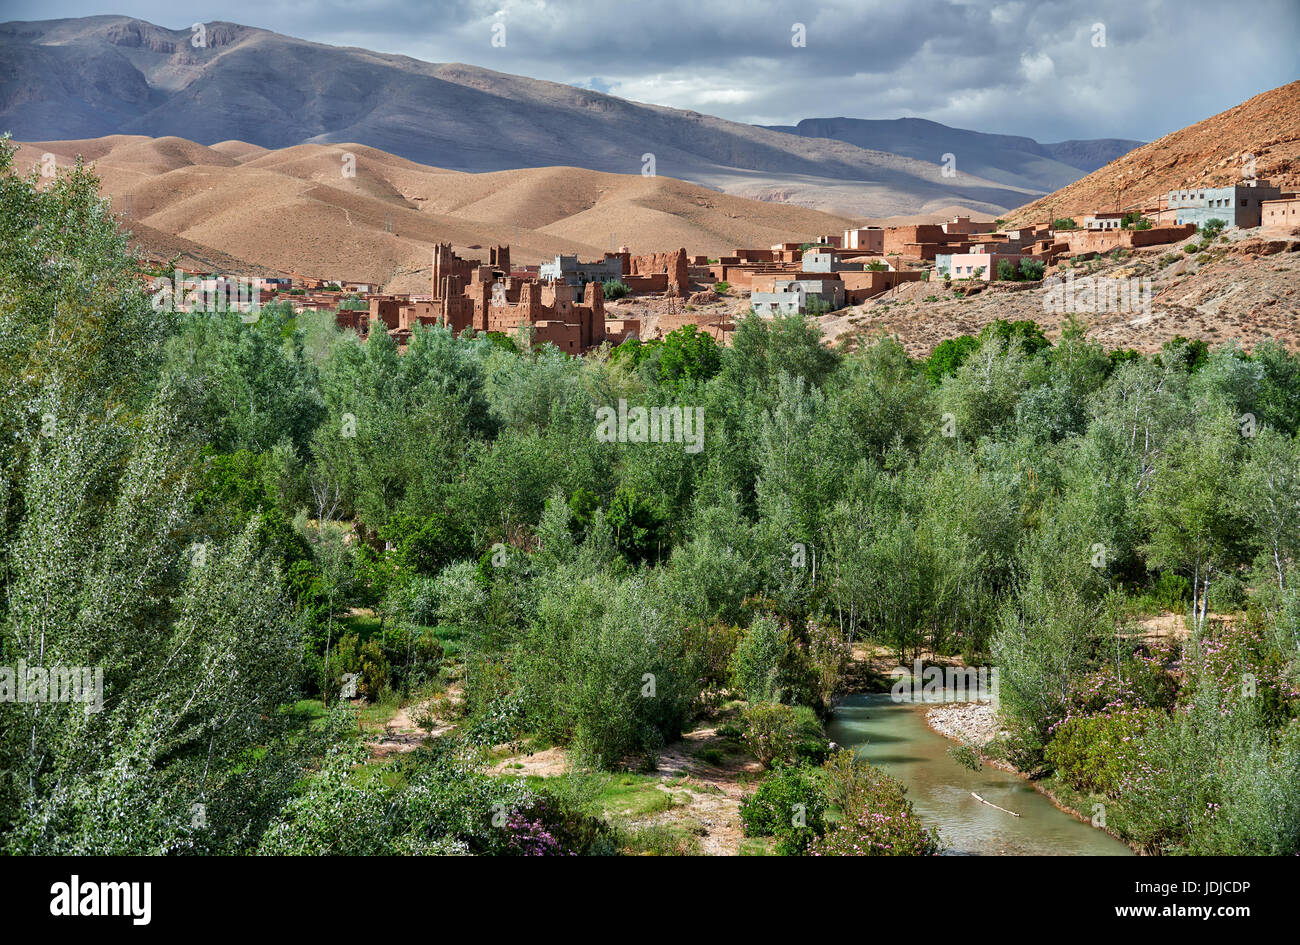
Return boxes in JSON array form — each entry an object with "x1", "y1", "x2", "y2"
[
  {"x1": 487, "y1": 724, "x2": 760, "y2": 855},
  {"x1": 367, "y1": 699, "x2": 454, "y2": 759},
  {"x1": 642, "y1": 726, "x2": 761, "y2": 856}
]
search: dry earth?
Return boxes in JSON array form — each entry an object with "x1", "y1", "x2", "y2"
[
  {"x1": 829, "y1": 228, "x2": 1300, "y2": 356},
  {"x1": 11, "y1": 135, "x2": 853, "y2": 290},
  {"x1": 1006, "y1": 81, "x2": 1300, "y2": 227}
]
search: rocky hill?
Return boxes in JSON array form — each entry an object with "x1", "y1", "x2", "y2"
[{"x1": 1005, "y1": 81, "x2": 1300, "y2": 226}]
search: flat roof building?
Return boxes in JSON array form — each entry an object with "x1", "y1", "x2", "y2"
[{"x1": 1168, "y1": 180, "x2": 1282, "y2": 229}]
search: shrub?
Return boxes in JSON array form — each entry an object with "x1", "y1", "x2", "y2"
[
  {"x1": 805, "y1": 618, "x2": 851, "y2": 710},
  {"x1": 739, "y1": 764, "x2": 827, "y2": 854},
  {"x1": 713, "y1": 281, "x2": 730, "y2": 294},
  {"x1": 924, "y1": 334, "x2": 980, "y2": 385},
  {"x1": 1052, "y1": 218, "x2": 1078, "y2": 230},
  {"x1": 326, "y1": 632, "x2": 361, "y2": 702},
  {"x1": 357, "y1": 637, "x2": 390, "y2": 700},
  {"x1": 730, "y1": 614, "x2": 789, "y2": 703},
  {"x1": 656, "y1": 324, "x2": 722, "y2": 391},
  {"x1": 948, "y1": 743, "x2": 983, "y2": 771},
  {"x1": 1207, "y1": 572, "x2": 1248, "y2": 612},
  {"x1": 1151, "y1": 571, "x2": 1191, "y2": 612},
  {"x1": 811, "y1": 762, "x2": 940, "y2": 856},
  {"x1": 602, "y1": 279, "x2": 630, "y2": 300},
  {"x1": 791, "y1": 704, "x2": 831, "y2": 764},
  {"x1": 262, "y1": 744, "x2": 615, "y2": 855},
  {"x1": 1119, "y1": 684, "x2": 1300, "y2": 855},
  {"x1": 516, "y1": 570, "x2": 699, "y2": 768},
  {"x1": 742, "y1": 701, "x2": 799, "y2": 768},
  {"x1": 1045, "y1": 708, "x2": 1161, "y2": 796},
  {"x1": 1018, "y1": 258, "x2": 1045, "y2": 281},
  {"x1": 997, "y1": 259, "x2": 1016, "y2": 281},
  {"x1": 822, "y1": 749, "x2": 875, "y2": 811}
]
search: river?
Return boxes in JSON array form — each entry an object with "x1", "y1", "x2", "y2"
[{"x1": 825, "y1": 693, "x2": 1134, "y2": 856}]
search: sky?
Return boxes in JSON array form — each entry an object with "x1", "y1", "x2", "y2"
[{"x1": 4, "y1": 0, "x2": 1297, "y2": 143}]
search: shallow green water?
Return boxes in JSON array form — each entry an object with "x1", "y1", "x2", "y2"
[{"x1": 825, "y1": 693, "x2": 1134, "y2": 856}]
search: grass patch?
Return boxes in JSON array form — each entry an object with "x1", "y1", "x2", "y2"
[
  {"x1": 514, "y1": 771, "x2": 686, "y2": 821},
  {"x1": 622, "y1": 822, "x2": 702, "y2": 856}
]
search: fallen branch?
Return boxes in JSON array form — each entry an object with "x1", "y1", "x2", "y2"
[{"x1": 971, "y1": 792, "x2": 1020, "y2": 817}]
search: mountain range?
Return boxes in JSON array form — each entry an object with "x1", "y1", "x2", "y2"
[
  {"x1": 764, "y1": 117, "x2": 1140, "y2": 194},
  {"x1": 0, "y1": 15, "x2": 1143, "y2": 218}
]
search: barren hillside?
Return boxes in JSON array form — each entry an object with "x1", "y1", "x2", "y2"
[
  {"x1": 1005, "y1": 81, "x2": 1300, "y2": 226},
  {"x1": 829, "y1": 229, "x2": 1299, "y2": 356},
  {"x1": 12, "y1": 135, "x2": 855, "y2": 290}
]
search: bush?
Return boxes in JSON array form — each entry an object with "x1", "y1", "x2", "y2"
[
  {"x1": 810, "y1": 760, "x2": 940, "y2": 856},
  {"x1": 516, "y1": 570, "x2": 700, "y2": 768},
  {"x1": 1151, "y1": 571, "x2": 1191, "y2": 612},
  {"x1": 822, "y1": 749, "x2": 876, "y2": 811},
  {"x1": 730, "y1": 613, "x2": 789, "y2": 703},
  {"x1": 1018, "y1": 258, "x2": 1045, "y2": 281},
  {"x1": 357, "y1": 637, "x2": 390, "y2": 700},
  {"x1": 1119, "y1": 685, "x2": 1300, "y2": 855},
  {"x1": 262, "y1": 743, "x2": 615, "y2": 855},
  {"x1": 602, "y1": 279, "x2": 630, "y2": 300},
  {"x1": 742, "y1": 702, "x2": 799, "y2": 768},
  {"x1": 1207, "y1": 572, "x2": 1248, "y2": 612},
  {"x1": 1052, "y1": 218, "x2": 1078, "y2": 230},
  {"x1": 924, "y1": 334, "x2": 980, "y2": 385},
  {"x1": 1045, "y1": 708, "x2": 1161, "y2": 796},
  {"x1": 791, "y1": 704, "x2": 831, "y2": 764},
  {"x1": 738, "y1": 764, "x2": 827, "y2": 854}
]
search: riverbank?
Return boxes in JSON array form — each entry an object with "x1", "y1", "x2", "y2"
[{"x1": 923, "y1": 702, "x2": 1143, "y2": 854}]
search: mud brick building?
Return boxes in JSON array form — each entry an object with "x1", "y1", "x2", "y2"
[
  {"x1": 1262, "y1": 197, "x2": 1300, "y2": 227},
  {"x1": 606, "y1": 247, "x2": 691, "y2": 296},
  {"x1": 1061, "y1": 224, "x2": 1196, "y2": 256}
]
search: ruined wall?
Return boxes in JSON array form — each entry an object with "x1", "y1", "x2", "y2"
[
  {"x1": 431, "y1": 243, "x2": 475, "y2": 294},
  {"x1": 1063, "y1": 224, "x2": 1195, "y2": 255},
  {"x1": 627, "y1": 248, "x2": 690, "y2": 295}
]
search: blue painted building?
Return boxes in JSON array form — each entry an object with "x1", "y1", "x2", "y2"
[{"x1": 1168, "y1": 179, "x2": 1281, "y2": 229}]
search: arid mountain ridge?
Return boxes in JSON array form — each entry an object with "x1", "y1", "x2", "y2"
[
  {"x1": 1006, "y1": 81, "x2": 1300, "y2": 226},
  {"x1": 9, "y1": 134, "x2": 859, "y2": 291},
  {"x1": 2, "y1": 14, "x2": 1139, "y2": 218}
]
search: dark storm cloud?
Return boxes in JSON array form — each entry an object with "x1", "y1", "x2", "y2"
[{"x1": 6, "y1": 0, "x2": 1298, "y2": 142}]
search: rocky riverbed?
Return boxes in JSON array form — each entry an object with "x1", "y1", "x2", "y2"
[{"x1": 924, "y1": 702, "x2": 1005, "y2": 747}]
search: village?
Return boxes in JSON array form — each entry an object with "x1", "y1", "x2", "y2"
[{"x1": 149, "y1": 178, "x2": 1300, "y2": 351}]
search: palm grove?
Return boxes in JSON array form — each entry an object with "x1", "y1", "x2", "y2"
[{"x1": 1, "y1": 144, "x2": 1298, "y2": 855}]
